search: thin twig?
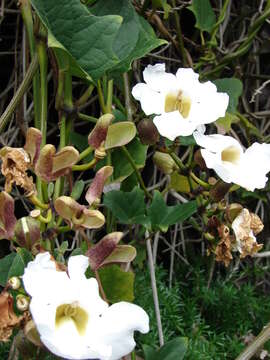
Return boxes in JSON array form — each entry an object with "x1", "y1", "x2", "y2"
[{"x1": 146, "y1": 233, "x2": 164, "y2": 347}]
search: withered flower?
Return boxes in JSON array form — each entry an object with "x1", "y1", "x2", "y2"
[
  {"x1": 215, "y1": 224, "x2": 233, "y2": 267},
  {"x1": 86, "y1": 232, "x2": 136, "y2": 271},
  {"x1": 0, "y1": 128, "x2": 42, "y2": 195},
  {"x1": 54, "y1": 196, "x2": 105, "y2": 230},
  {"x1": 0, "y1": 147, "x2": 35, "y2": 195},
  {"x1": 88, "y1": 114, "x2": 114, "y2": 150},
  {"x1": 0, "y1": 291, "x2": 23, "y2": 342},
  {"x1": 35, "y1": 145, "x2": 79, "y2": 182},
  {"x1": 24, "y1": 127, "x2": 42, "y2": 167},
  {"x1": 232, "y1": 208, "x2": 263, "y2": 258},
  {"x1": 0, "y1": 191, "x2": 16, "y2": 240},
  {"x1": 85, "y1": 166, "x2": 113, "y2": 206},
  {"x1": 88, "y1": 113, "x2": 136, "y2": 158}
]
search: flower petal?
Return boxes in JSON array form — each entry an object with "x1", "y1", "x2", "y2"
[
  {"x1": 82, "y1": 208, "x2": 105, "y2": 229},
  {"x1": 24, "y1": 127, "x2": 42, "y2": 166},
  {"x1": 153, "y1": 112, "x2": 197, "y2": 140},
  {"x1": 143, "y1": 63, "x2": 177, "y2": 92},
  {"x1": 132, "y1": 83, "x2": 164, "y2": 115},
  {"x1": 98, "y1": 302, "x2": 149, "y2": 360},
  {"x1": 86, "y1": 166, "x2": 113, "y2": 206},
  {"x1": 88, "y1": 114, "x2": 114, "y2": 149},
  {"x1": 23, "y1": 253, "x2": 71, "y2": 302},
  {"x1": 193, "y1": 131, "x2": 242, "y2": 153},
  {"x1": 175, "y1": 68, "x2": 200, "y2": 92}
]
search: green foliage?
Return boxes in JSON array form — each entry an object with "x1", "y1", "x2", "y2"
[
  {"x1": 215, "y1": 112, "x2": 239, "y2": 132},
  {"x1": 31, "y1": 0, "x2": 165, "y2": 81},
  {"x1": 104, "y1": 189, "x2": 197, "y2": 232},
  {"x1": 152, "y1": 0, "x2": 171, "y2": 19},
  {"x1": 213, "y1": 78, "x2": 243, "y2": 113},
  {"x1": 31, "y1": 0, "x2": 122, "y2": 81},
  {"x1": 97, "y1": 138, "x2": 148, "y2": 183},
  {"x1": 135, "y1": 266, "x2": 270, "y2": 359},
  {"x1": 91, "y1": 0, "x2": 166, "y2": 73},
  {"x1": 104, "y1": 187, "x2": 148, "y2": 225},
  {"x1": 0, "y1": 249, "x2": 32, "y2": 287},
  {"x1": 112, "y1": 138, "x2": 148, "y2": 183},
  {"x1": 144, "y1": 337, "x2": 188, "y2": 360},
  {"x1": 71, "y1": 180, "x2": 85, "y2": 200},
  {"x1": 188, "y1": 0, "x2": 216, "y2": 33},
  {"x1": 99, "y1": 264, "x2": 134, "y2": 303},
  {"x1": 148, "y1": 191, "x2": 197, "y2": 232}
]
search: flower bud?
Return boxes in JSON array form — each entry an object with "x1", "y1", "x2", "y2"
[
  {"x1": 153, "y1": 151, "x2": 176, "y2": 175},
  {"x1": 209, "y1": 180, "x2": 231, "y2": 202},
  {"x1": 16, "y1": 295, "x2": 29, "y2": 312},
  {"x1": 15, "y1": 217, "x2": 41, "y2": 249},
  {"x1": 194, "y1": 149, "x2": 207, "y2": 170},
  {"x1": 137, "y1": 118, "x2": 160, "y2": 145},
  {"x1": 226, "y1": 203, "x2": 243, "y2": 223},
  {"x1": 8, "y1": 276, "x2": 21, "y2": 290}
]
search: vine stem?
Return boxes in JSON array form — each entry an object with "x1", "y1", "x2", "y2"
[
  {"x1": 168, "y1": 150, "x2": 186, "y2": 171},
  {"x1": 123, "y1": 73, "x2": 133, "y2": 121},
  {"x1": 72, "y1": 158, "x2": 97, "y2": 171},
  {"x1": 37, "y1": 24, "x2": 48, "y2": 147},
  {"x1": 20, "y1": 0, "x2": 41, "y2": 128},
  {"x1": 146, "y1": 234, "x2": 164, "y2": 347},
  {"x1": 0, "y1": 54, "x2": 39, "y2": 133},
  {"x1": 121, "y1": 146, "x2": 152, "y2": 199},
  {"x1": 235, "y1": 322, "x2": 270, "y2": 360},
  {"x1": 171, "y1": 0, "x2": 187, "y2": 66}
]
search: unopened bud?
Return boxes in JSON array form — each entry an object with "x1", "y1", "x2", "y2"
[
  {"x1": 226, "y1": 203, "x2": 243, "y2": 223},
  {"x1": 194, "y1": 149, "x2": 207, "y2": 170},
  {"x1": 15, "y1": 217, "x2": 41, "y2": 249},
  {"x1": 16, "y1": 295, "x2": 29, "y2": 312},
  {"x1": 210, "y1": 180, "x2": 231, "y2": 202},
  {"x1": 153, "y1": 151, "x2": 176, "y2": 175},
  {"x1": 8, "y1": 276, "x2": 21, "y2": 290},
  {"x1": 137, "y1": 118, "x2": 160, "y2": 145},
  {"x1": 30, "y1": 209, "x2": 40, "y2": 218},
  {"x1": 208, "y1": 177, "x2": 217, "y2": 186}
]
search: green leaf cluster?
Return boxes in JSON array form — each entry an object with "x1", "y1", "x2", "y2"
[
  {"x1": 31, "y1": 0, "x2": 166, "y2": 81},
  {"x1": 0, "y1": 249, "x2": 32, "y2": 287},
  {"x1": 188, "y1": 0, "x2": 216, "y2": 33},
  {"x1": 104, "y1": 187, "x2": 197, "y2": 232}
]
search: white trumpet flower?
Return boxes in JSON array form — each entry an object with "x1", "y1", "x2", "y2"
[
  {"x1": 132, "y1": 64, "x2": 229, "y2": 141},
  {"x1": 22, "y1": 253, "x2": 149, "y2": 360},
  {"x1": 193, "y1": 130, "x2": 270, "y2": 191}
]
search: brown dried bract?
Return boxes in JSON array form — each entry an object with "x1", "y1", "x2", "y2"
[
  {"x1": 240, "y1": 237, "x2": 263, "y2": 259},
  {"x1": 0, "y1": 291, "x2": 23, "y2": 342},
  {"x1": 215, "y1": 224, "x2": 233, "y2": 267},
  {"x1": 232, "y1": 209, "x2": 263, "y2": 258},
  {"x1": 250, "y1": 213, "x2": 264, "y2": 235},
  {"x1": 0, "y1": 147, "x2": 35, "y2": 196}
]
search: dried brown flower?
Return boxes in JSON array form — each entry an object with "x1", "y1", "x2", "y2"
[
  {"x1": 0, "y1": 291, "x2": 23, "y2": 342},
  {"x1": 0, "y1": 147, "x2": 35, "y2": 195},
  {"x1": 232, "y1": 208, "x2": 263, "y2": 258},
  {"x1": 215, "y1": 224, "x2": 233, "y2": 267}
]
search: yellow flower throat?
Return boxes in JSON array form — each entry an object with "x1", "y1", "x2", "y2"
[
  {"x1": 55, "y1": 302, "x2": 88, "y2": 336},
  {"x1": 164, "y1": 91, "x2": 191, "y2": 118}
]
